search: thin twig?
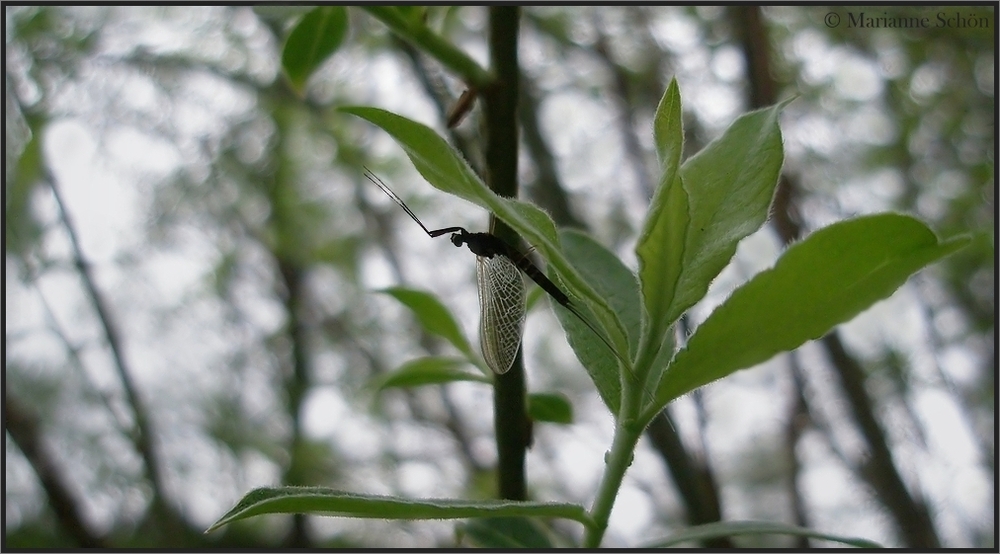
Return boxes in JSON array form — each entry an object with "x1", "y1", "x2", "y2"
[{"x1": 47, "y1": 173, "x2": 174, "y2": 519}]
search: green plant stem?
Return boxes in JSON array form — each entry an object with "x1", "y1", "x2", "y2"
[
  {"x1": 362, "y1": 6, "x2": 493, "y2": 89},
  {"x1": 584, "y1": 393, "x2": 645, "y2": 547},
  {"x1": 583, "y1": 262, "x2": 664, "y2": 546}
]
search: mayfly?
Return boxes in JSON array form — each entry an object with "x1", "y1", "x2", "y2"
[{"x1": 364, "y1": 168, "x2": 627, "y2": 375}]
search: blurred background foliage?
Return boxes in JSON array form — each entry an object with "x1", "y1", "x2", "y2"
[{"x1": 4, "y1": 5, "x2": 993, "y2": 548}]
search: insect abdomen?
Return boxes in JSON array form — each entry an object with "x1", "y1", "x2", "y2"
[{"x1": 508, "y1": 255, "x2": 571, "y2": 306}]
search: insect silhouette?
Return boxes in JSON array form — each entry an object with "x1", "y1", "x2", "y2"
[{"x1": 364, "y1": 168, "x2": 628, "y2": 375}]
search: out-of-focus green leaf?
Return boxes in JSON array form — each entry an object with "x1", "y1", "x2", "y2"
[
  {"x1": 646, "y1": 520, "x2": 883, "y2": 548},
  {"x1": 359, "y1": 7, "x2": 492, "y2": 88},
  {"x1": 527, "y1": 392, "x2": 573, "y2": 425},
  {"x1": 6, "y1": 114, "x2": 46, "y2": 257},
  {"x1": 525, "y1": 284, "x2": 545, "y2": 312},
  {"x1": 282, "y1": 7, "x2": 348, "y2": 94},
  {"x1": 379, "y1": 287, "x2": 476, "y2": 361},
  {"x1": 375, "y1": 356, "x2": 488, "y2": 391},
  {"x1": 393, "y1": 6, "x2": 427, "y2": 23},
  {"x1": 206, "y1": 487, "x2": 593, "y2": 533},
  {"x1": 653, "y1": 214, "x2": 970, "y2": 409}
]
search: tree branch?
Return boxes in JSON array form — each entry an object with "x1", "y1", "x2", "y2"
[
  {"x1": 5, "y1": 391, "x2": 108, "y2": 548},
  {"x1": 517, "y1": 75, "x2": 585, "y2": 229}
]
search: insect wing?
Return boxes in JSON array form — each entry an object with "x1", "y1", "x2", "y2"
[{"x1": 476, "y1": 254, "x2": 526, "y2": 374}]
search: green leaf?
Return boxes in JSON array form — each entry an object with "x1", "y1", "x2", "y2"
[
  {"x1": 206, "y1": 487, "x2": 593, "y2": 533},
  {"x1": 654, "y1": 214, "x2": 970, "y2": 407},
  {"x1": 560, "y1": 229, "x2": 642, "y2": 353},
  {"x1": 393, "y1": 6, "x2": 427, "y2": 23},
  {"x1": 375, "y1": 356, "x2": 488, "y2": 390},
  {"x1": 653, "y1": 78, "x2": 684, "y2": 172},
  {"x1": 6, "y1": 113, "x2": 47, "y2": 257},
  {"x1": 379, "y1": 287, "x2": 476, "y2": 362},
  {"x1": 636, "y1": 79, "x2": 688, "y2": 344},
  {"x1": 673, "y1": 100, "x2": 788, "y2": 321},
  {"x1": 527, "y1": 392, "x2": 573, "y2": 425},
  {"x1": 282, "y1": 7, "x2": 348, "y2": 94},
  {"x1": 342, "y1": 106, "x2": 484, "y2": 202},
  {"x1": 555, "y1": 229, "x2": 642, "y2": 413},
  {"x1": 460, "y1": 517, "x2": 555, "y2": 548},
  {"x1": 646, "y1": 520, "x2": 883, "y2": 548},
  {"x1": 344, "y1": 107, "x2": 629, "y2": 361},
  {"x1": 637, "y1": 96, "x2": 786, "y2": 348}
]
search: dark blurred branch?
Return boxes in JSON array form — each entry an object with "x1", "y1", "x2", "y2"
[
  {"x1": 258, "y1": 107, "x2": 312, "y2": 545},
  {"x1": 275, "y1": 258, "x2": 311, "y2": 547},
  {"x1": 592, "y1": 22, "x2": 656, "y2": 200},
  {"x1": 733, "y1": 5, "x2": 941, "y2": 547},
  {"x1": 31, "y1": 277, "x2": 132, "y2": 436},
  {"x1": 734, "y1": 7, "x2": 811, "y2": 548},
  {"x1": 483, "y1": 6, "x2": 530, "y2": 501},
  {"x1": 822, "y1": 335, "x2": 941, "y2": 547},
  {"x1": 5, "y1": 391, "x2": 108, "y2": 548},
  {"x1": 784, "y1": 362, "x2": 813, "y2": 549},
  {"x1": 643, "y1": 320, "x2": 732, "y2": 547},
  {"x1": 47, "y1": 174, "x2": 180, "y2": 527},
  {"x1": 735, "y1": 7, "x2": 779, "y2": 111},
  {"x1": 645, "y1": 411, "x2": 733, "y2": 548},
  {"x1": 518, "y1": 75, "x2": 585, "y2": 229},
  {"x1": 396, "y1": 38, "x2": 481, "y2": 175}
]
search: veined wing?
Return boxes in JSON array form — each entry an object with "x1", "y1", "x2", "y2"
[{"x1": 476, "y1": 254, "x2": 527, "y2": 375}]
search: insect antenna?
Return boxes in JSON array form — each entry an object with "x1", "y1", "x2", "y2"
[
  {"x1": 562, "y1": 299, "x2": 659, "y2": 408},
  {"x1": 364, "y1": 167, "x2": 435, "y2": 238},
  {"x1": 563, "y1": 303, "x2": 628, "y2": 365}
]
